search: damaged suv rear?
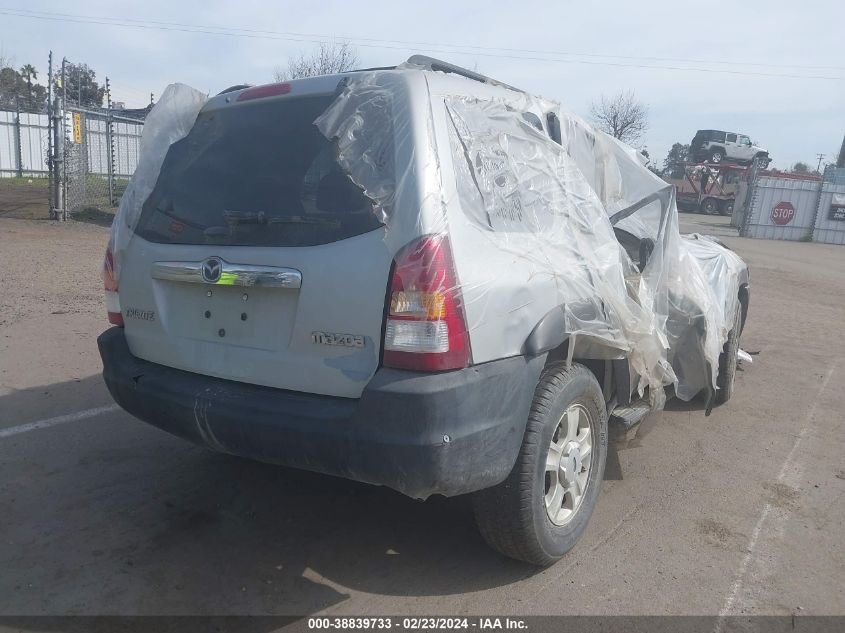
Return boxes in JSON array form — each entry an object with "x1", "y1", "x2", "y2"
[{"x1": 99, "y1": 57, "x2": 749, "y2": 566}]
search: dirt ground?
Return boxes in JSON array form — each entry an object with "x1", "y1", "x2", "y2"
[
  {"x1": 0, "y1": 213, "x2": 843, "y2": 621},
  {"x1": 0, "y1": 178, "x2": 117, "y2": 225},
  {"x1": 0, "y1": 179, "x2": 51, "y2": 220}
]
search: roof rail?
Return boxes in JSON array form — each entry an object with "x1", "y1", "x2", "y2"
[
  {"x1": 343, "y1": 65, "x2": 396, "y2": 74},
  {"x1": 406, "y1": 55, "x2": 523, "y2": 93}
]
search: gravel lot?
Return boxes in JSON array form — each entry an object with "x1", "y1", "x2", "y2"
[{"x1": 0, "y1": 213, "x2": 843, "y2": 620}]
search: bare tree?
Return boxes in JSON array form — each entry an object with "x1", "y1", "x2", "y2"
[
  {"x1": 589, "y1": 90, "x2": 649, "y2": 145},
  {"x1": 0, "y1": 46, "x2": 13, "y2": 70},
  {"x1": 274, "y1": 42, "x2": 359, "y2": 82}
]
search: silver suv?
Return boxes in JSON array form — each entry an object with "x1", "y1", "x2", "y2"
[{"x1": 99, "y1": 57, "x2": 749, "y2": 566}]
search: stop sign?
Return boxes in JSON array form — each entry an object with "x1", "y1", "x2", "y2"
[{"x1": 771, "y1": 201, "x2": 795, "y2": 226}]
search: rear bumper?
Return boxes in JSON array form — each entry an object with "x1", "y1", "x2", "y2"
[{"x1": 98, "y1": 328, "x2": 543, "y2": 499}]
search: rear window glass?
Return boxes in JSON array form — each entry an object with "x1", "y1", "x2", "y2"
[{"x1": 135, "y1": 94, "x2": 383, "y2": 247}]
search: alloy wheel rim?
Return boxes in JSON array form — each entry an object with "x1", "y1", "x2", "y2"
[{"x1": 544, "y1": 403, "x2": 594, "y2": 526}]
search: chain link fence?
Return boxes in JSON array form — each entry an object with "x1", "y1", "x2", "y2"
[
  {"x1": 2, "y1": 52, "x2": 150, "y2": 221},
  {"x1": 62, "y1": 106, "x2": 143, "y2": 218}
]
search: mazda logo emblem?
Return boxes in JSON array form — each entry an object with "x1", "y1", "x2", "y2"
[{"x1": 201, "y1": 257, "x2": 223, "y2": 283}]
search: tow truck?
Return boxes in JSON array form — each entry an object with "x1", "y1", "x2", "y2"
[{"x1": 668, "y1": 162, "x2": 745, "y2": 216}]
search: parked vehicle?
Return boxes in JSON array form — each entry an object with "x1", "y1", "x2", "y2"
[
  {"x1": 690, "y1": 129, "x2": 770, "y2": 167},
  {"x1": 99, "y1": 57, "x2": 750, "y2": 566},
  {"x1": 669, "y1": 163, "x2": 744, "y2": 215}
]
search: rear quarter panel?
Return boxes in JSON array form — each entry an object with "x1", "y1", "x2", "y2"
[{"x1": 426, "y1": 86, "x2": 562, "y2": 365}]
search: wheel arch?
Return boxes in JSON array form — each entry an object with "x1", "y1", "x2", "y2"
[
  {"x1": 523, "y1": 306, "x2": 631, "y2": 407},
  {"x1": 738, "y1": 283, "x2": 750, "y2": 335}
]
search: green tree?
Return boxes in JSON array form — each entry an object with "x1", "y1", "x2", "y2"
[
  {"x1": 19, "y1": 63, "x2": 37, "y2": 96},
  {"x1": 663, "y1": 142, "x2": 689, "y2": 178},
  {"x1": 58, "y1": 63, "x2": 105, "y2": 108},
  {"x1": 792, "y1": 161, "x2": 810, "y2": 173},
  {"x1": 0, "y1": 63, "x2": 47, "y2": 112}
]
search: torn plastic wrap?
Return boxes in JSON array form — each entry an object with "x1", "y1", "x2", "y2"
[
  {"x1": 114, "y1": 68, "x2": 745, "y2": 408},
  {"x1": 315, "y1": 71, "x2": 447, "y2": 255},
  {"x1": 317, "y1": 68, "x2": 745, "y2": 406},
  {"x1": 552, "y1": 112, "x2": 744, "y2": 399},
  {"x1": 107, "y1": 83, "x2": 207, "y2": 279},
  {"x1": 441, "y1": 96, "x2": 675, "y2": 405}
]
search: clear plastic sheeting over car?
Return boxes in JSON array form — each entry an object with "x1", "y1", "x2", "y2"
[
  {"x1": 108, "y1": 83, "x2": 207, "y2": 278},
  {"x1": 317, "y1": 66, "x2": 745, "y2": 407},
  {"x1": 314, "y1": 71, "x2": 445, "y2": 255},
  {"x1": 442, "y1": 96, "x2": 673, "y2": 404},
  {"x1": 112, "y1": 66, "x2": 745, "y2": 408}
]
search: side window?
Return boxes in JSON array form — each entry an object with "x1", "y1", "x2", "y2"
[
  {"x1": 446, "y1": 98, "x2": 567, "y2": 234},
  {"x1": 521, "y1": 112, "x2": 544, "y2": 133},
  {"x1": 546, "y1": 112, "x2": 562, "y2": 144},
  {"x1": 726, "y1": 133, "x2": 737, "y2": 143}
]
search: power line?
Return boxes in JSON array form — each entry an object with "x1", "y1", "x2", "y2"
[
  {"x1": 1, "y1": 7, "x2": 842, "y2": 81},
  {"x1": 4, "y1": 6, "x2": 843, "y2": 72}
]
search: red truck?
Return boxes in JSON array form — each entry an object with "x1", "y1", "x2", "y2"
[{"x1": 667, "y1": 163, "x2": 744, "y2": 216}]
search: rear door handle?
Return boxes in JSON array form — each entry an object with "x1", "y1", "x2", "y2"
[{"x1": 152, "y1": 259, "x2": 302, "y2": 289}]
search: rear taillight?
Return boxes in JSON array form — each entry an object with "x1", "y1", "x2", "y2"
[
  {"x1": 103, "y1": 247, "x2": 123, "y2": 327},
  {"x1": 383, "y1": 235, "x2": 471, "y2": 371}
]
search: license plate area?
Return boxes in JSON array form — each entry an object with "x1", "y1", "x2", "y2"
[{"x1": 154, "y1": 281, "x2": 296, "y2": 351}]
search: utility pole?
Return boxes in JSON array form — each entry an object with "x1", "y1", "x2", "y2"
[
  {"x1": 816, "y1": 153, "x2": 825, "y2": 173},
  {"x1": 150, "y1": 92, "x2": 154, "y2": 106}
]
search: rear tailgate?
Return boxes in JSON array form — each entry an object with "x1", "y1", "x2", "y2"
[
  {"x1": 119, "y1": 231, "x2": 390, "y2": 398},
  {"x1": 118, "y1": 88, "x2": 393, "y2": 399}
]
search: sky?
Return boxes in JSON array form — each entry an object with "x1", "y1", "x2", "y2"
[{"x1": 1, "y1": 0, "x2": 843, "y2": 170}]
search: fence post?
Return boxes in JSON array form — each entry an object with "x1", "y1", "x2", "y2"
[
  {"x1": 105, "y1": 77, "x2": 115, "y2": 206},
  {"x1": 106, "y1": 113, "x2": 115, "y2": 206},
  {"x1": 60, "y1": 59, "x2": 68, "y2": 215},
  {"x1": 50, "y1": 95, "x2": 65, "y2": 221},
  {"x1": 14, "y1": 98, "x2": 23, "y2": 178},
  {"x1": 46, "y1": 51, "x2": 54, "y2": 218},
  {"x1": 79, "y1": 110, "x2": 88, "y2": 211},
  {"x1": 807, "y1": 177, "x2": 826, "y2": 243},
  {"x1": 739, "y1": 169, "x2": 757, "y2": 238}
]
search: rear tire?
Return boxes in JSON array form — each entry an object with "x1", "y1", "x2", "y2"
[
  {"x1": 700, "y1": 197, "x2": 719, "y2": 215},
  {"x1": 721, "y1": 200, "x2": 734, "y2": 216},
  {"x1": 716, "y1": 302, "x2": 742, "y2": 404},
  {"x1": 471, "y1": 362, "x2": 607, "y2": 566},
  {"x1": 710, "y1": 148, "x2": 725, "y2": 163}
]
